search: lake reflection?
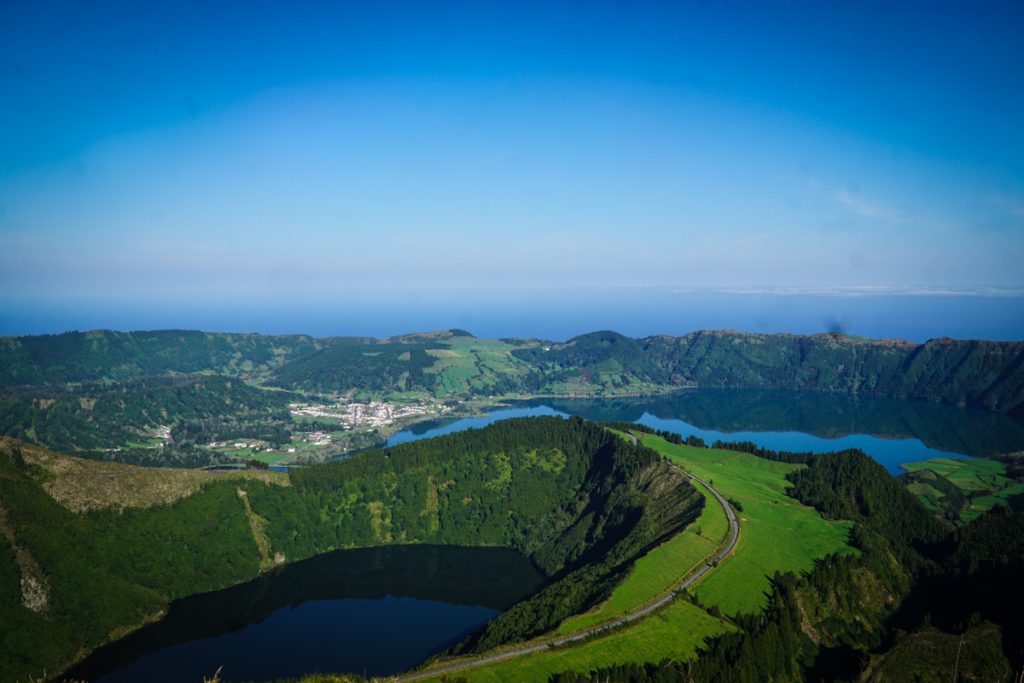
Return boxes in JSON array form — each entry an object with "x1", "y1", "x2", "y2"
[
  {"x1": 61, "y1": 545, "x2": 546, "y2": 683},
  {"x1": 383, "y1": 390, "x2": 1024, "y2": 474}
]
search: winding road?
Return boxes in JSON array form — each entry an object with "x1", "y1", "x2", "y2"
[{"x1": 393, "y1": 434, "x2": 741, "y2": 682}]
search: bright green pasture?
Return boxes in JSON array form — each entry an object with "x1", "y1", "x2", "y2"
[
  {"x1": 903, "y1": 457, "x2": 1011, "y2": 491},
  {"x1": 962, "y1": 482, "x2": 1024, "y2": 522},
  {"x1": 903, "y1": 457, "x2": 1019, "y2": 522},
  {"x1": 422, "y1": 599, "x2": 732, "y2": 683},
  {"x1": 642, "y1": 435, "x2": 856, "y2": 616}
]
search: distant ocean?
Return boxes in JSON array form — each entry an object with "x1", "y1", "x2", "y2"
[{"x1": 2, "y1": 291, "x2": 1023, "y2": 342}]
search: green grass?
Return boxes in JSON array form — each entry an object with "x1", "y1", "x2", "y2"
[
  {"x1": 641, "y1": 435, "x2": 856, "y2": 616},
  {"x1": 419, "y1": 337, "x2": 533, "y2": 397},
  {"x1": 903, "y1": 458, "x2": 1009, "y2": 488},
  {"x1": 423, "y1": 599, "x2": 733, "y2": 683},
  {"x1": 903, "y1": 457, "x2": 1020, "y2": 522},
  {"x1": 557, "y1": 475, "x2": 729, "y2": 633},
  {"x1": 906, "y1": 482, "x2": 942, "y2": 511},
  {"x1": 962, "y1": 482, "x2": 1024, "y2": 522},
  {"x1": 249, "y1": 449, "x2": 290, "y2": 465}
]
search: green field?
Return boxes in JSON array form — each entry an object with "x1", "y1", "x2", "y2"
[
  {"x1": 451, "y1": 599, "x2": 733, "y2": 683},
  {"x1": 902, "y1": 457, "x2": 1022, "y2": 522},
  {"x1": 903, "y1": 457, "x2": 1010, "y2": 489},
  {"x1": 422, "y1": 337, "x2": 534, "y2": 397},
  {"x1": 414, "y1": 435, "x2": 854, "y2": 682},
  {"x1": 645, "y1": 436, "x2": 856, "y2": 615},
  {"x1": 557, "y1": 474, "x2": 729, "y2": 633}
]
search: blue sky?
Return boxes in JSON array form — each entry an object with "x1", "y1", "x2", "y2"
[{"x1": 1, "y1": 1, "x2": 1023, "y2": 338}]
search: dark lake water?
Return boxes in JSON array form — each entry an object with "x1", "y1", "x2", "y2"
[
  {"x1": 61, "y1": 545, "x2": 545, "y2": 683},
  {"x1": 387, "y1": 390, "x2": 1024, "y2": 474}
]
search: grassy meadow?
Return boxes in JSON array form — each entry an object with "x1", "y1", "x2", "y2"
[
  {"x1": 422, "y1": 337, "x2": 534, "y2": 397},
  {"x1": 903, "y1": 457, "x2": 1024, "y2": 522},
  {"x1": 450, "y1": 599, "x2": 733, "y2": 683},
  {"x1": 643, "y1": 435, "x2": 856, "y2": 615}
]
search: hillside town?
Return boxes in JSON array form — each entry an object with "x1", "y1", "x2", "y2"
[{"x1": 289, "y1": 399, "x2": 450, "y2": 431}]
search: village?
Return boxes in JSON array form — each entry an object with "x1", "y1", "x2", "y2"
[
  {"x1": 288, "y1": 399, "x2": 451, "y2": 431},
  {"x1": 191, "y1": 400, "x2": 459, "y2": 465}
]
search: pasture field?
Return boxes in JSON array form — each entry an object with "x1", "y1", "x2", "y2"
[
  {"x1": 643, "y1": 435, "x2": 856, "y2": 616},
  {"x1": 422, "y1": 337, "x2": 534, "y2": 396},
  {"x1": 906, "y1": 480, "x2": 943, "y2": 512},
  {"x1": 903, "y1": 457, "x2": 1022, "y2": 522},
  {"x1": 903, "y1": 457, "x2": 1011, "y2": 490},
  {"x1": 422, "y1": 599, "x2": 733, "y2": 683}
]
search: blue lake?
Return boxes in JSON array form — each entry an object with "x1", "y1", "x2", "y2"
[{"x1": 386, "y1": 390, "x2": 1024, "y2": 474}]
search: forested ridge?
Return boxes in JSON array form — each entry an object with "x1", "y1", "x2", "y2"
[
  {"x1": 268, "y1": 341, "x2": 444, "y2": 393},
  {"x1": 525, "y1": 330, "x2": 1024, "y2": 417},
  {"x1": 0, "y1": 375, "x2": 298, "y2": 467},
  {"x1": 3, "y1": 328, "x2": 1024, "y2": 469},
  {"x1": 3, "y1": 328, "x2": 1024, "y2": 415},
  {"x1": 0, "y1": 330, "x2": 326, "y2": 385},
  {"x1": 0, "y1": 417, "x2": 701, "y2": 683}
]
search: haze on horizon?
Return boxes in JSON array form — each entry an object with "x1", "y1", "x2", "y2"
[{"x1": 1, "y1": 1, "x2": 1023, "y2": 340}]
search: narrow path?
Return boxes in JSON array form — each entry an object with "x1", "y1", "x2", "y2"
[{"x1": 393, "y1": 436, "x2": 740, "y2": 682}]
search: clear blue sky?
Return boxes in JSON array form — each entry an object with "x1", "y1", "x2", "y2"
[{"x1": 1, "y1": 1, "x2": 1023, "y2": 339}]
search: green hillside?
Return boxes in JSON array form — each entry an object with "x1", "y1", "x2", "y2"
[
  {"x1": 0, "y1": 375, "x2": 298, "y2": 467},
  {"x1": 0, "y1": 329, "x2": 325, "y2": 385},
  {"x1": 0, "y1": 417, "x2": 701, "y2": 682},
  {"x1": 3, "y1": 327, "x2": 1024, "y2": 469},
  {"x1": 543, "y1": 447, "x2": 1024, "y2": 683},
  {"x1": 644, "y1": 330, "x2": 1024, "y2": 417},
  {"x1": 4, "y1": 328, "x2": 1024, "y2": 415},
  {"x1": 903, "y1": 457, "x2": 1024, "y2": 522},
  {"x1": 421, "y1": 432, "x2": 855, "y2": 683}
]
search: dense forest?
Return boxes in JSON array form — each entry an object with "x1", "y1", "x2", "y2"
[
  {"x1": 526, "y1": 330, "x2": 1024, "y2": 417},
  {"x1": 267, "y1": 340, "x2": 443, "y2": 393},
  {"x1": 0, "y1": 417, "x2": 701, "y2": 683},
  {"x1": 0, "y1": 375, "x2": 298, "y2": 466},
  {"x1": 0, "y1": 330, "x2": 327, "y2": 385},
  {"x1": 548, "y1": 448, "x2": 1024, "y2": 682}
]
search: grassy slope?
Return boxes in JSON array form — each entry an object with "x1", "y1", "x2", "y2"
[
  {"x1": 3, "y1": 420, "x2": 697, "y2": 682},
  {"x1": 425, "y1": 337, "x2": 534, "y2": 397},
  {"x1": 415, "y1": 435, "x2": 854, "y2": 682},
  {"x1": 647, "y1": 436, "x2": 856, "y2": 615},
  {"x1": 462, "y1": 601, "x2": 732, "y2": 683},
  {"x1": 8, "y1": 438, "x2": 287, "y2": 512},
  {"x1": 556, "y1": 475, "x2": 729, "y2": 633},
  {"x1": 903, "y1": 457, "x2": 1023, "y2": 522}
]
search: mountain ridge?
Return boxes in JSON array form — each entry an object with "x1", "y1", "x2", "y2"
[{"x1": 2, "y1": 328, "x2": 1023, "y2": 421}]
